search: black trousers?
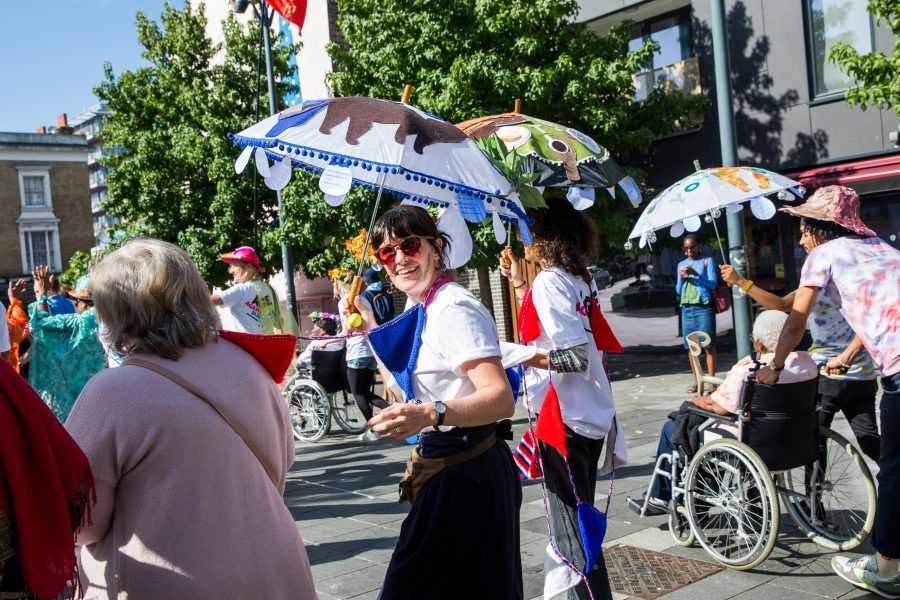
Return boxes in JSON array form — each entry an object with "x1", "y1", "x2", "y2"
[
  {"x1": 346, "y1": 366, "x2": 387, "y2": 421},
  {"x1": 817, "y1": 376, "x2": 880, "y2": 462},
  {"x1": 379, "y1": 425, "x2": 523, "y2": 599},
  {"x1": 539, "y1": 428, "x2": 613, "y2": 600}
]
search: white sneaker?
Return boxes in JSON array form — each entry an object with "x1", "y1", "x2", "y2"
[
  {"x1": 358, "y1": 429, "x2": 381, "y2": 442},
  {"x1": 832, "y1": 554, "x2": 900, "y2": 599}
]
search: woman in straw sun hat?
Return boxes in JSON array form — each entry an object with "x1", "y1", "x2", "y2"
[{"x1": 752, "y1": 185, "x2": 900, "y2": 598}]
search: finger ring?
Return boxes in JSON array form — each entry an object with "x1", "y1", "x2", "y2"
[{"x1": 394, "y1": 426, "x2": 401, "y2": 435}]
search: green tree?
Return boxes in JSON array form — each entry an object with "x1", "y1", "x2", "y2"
[
  {"x1": 829, "y1": 0, "x2": 900, "y2": 110},
  {"x1": 96, "y1": 2, "x2": 298, "y2": 285},
  {"x1": 60, "y1": 251, "x2": 92, "y2": 289},
  {"x1": 327, "y1": 0, "x2": 706, "y2": 262}
]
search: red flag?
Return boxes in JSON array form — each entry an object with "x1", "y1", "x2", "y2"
[
  {"x1": 269, "y1": 0, "x2": 307, "y2": 31},
  {"x1": 219, "y1": 330, "x2": 297, "y2": 383},
  {"x1": 535, "y1": 384, "x2": 568, "y2": 457}
]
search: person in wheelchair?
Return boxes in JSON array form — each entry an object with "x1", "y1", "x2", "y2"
[
  {"x1": 297, "y1": 313, "x2": 343, "y2": 370},
  {"x1": 642, "y1": 310, "x2": 818, "y2": 514}
]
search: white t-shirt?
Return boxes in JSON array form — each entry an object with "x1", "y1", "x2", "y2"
[
  {"x1": 0, "y1": 303, "x2": 10, "y2": 353},
  {"x1": 400, "y1": 283, "x2": 501, "y2": 430},
  {"x1": 524, "y1": 269, "x2": 616, "y2": 440},
  {"x1": 217, "y1": 281, "x2": 264, "y2": 334},
  {"x1": 338, "y1": 296, "x2": 375, "y2": 361}
]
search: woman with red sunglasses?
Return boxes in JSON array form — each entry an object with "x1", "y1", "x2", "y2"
[{"x1": 354, "y1": 205, "x2": 522, "y2": 600}]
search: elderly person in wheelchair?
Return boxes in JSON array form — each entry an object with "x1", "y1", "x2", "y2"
[
  {"x1": 629, "y1": 309, "x2": 878, "y2": 570},
  {"x1": 640, "y1": 310, "x2": 818, "y2": 514}
]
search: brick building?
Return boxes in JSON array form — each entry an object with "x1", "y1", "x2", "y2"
[{"x1": 0, "y1": 132, "x2": 94, "y2": 285}]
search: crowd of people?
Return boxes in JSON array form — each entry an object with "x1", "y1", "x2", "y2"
[{"x1": 0, "y1": 184, "x2": 898, "y2": 599}]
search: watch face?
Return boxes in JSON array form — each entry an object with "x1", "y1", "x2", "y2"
[{"x1": 434, "y1": 401, "x2": 447, "y2": 414}]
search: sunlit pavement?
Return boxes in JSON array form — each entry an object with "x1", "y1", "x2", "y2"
[{"x1": 287, "y1": 347, "x2": 880, "y2": 600}]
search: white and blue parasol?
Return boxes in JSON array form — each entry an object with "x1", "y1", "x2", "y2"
[{"x1": 231, "y1": 96, "x2": 533, "y2": 260}]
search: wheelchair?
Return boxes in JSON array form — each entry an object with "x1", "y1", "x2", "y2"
[
  {"x1": 627, "y1": 363, "x2": 877, "y2": 570},
  {"x1": 282, "y1": 348, "x2": 369, "y2": 443}
]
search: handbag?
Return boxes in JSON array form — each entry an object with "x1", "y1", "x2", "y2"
[
  {"x1": 706, "y1": 259, "x2": 731, "y2": 314},
  {"x1": 123, "y1": 357, "x2": 280, "y2": 489}
]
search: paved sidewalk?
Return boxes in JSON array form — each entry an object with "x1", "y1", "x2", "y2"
[{"x1": 286, "y1": 351, "x2": 879, "y2": 600}]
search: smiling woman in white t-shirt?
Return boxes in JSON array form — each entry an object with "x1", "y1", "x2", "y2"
[
  {"x1": 501, "y1": 197, "x2": 623, "y2": 600},
  {"x1": 353, "y1": 205, "x2": 521, "y2": 600}
]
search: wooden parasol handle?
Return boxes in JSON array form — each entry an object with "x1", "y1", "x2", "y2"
[
  {"x1": 401, "y1": 84, "x2": 413, "y2": 104},
  {"x1": 514, "y1": 99, "x2": 521, "y2": 114}
]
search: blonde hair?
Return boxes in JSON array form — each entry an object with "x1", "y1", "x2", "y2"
[{"x1": 91, "y1": 239, "x2": 220, "y2": 360}]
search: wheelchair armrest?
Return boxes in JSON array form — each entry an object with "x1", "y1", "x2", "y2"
[
  {"x1": 684, "y1": 405, "x2": 738, "y2": 423},
  {"x1": 702, "y1": 375, "x2": 725, "y2": 386}
]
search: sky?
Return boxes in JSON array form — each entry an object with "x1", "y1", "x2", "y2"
[{"x1": 0, "y1": 0, "x2": 172, "y2": 132}]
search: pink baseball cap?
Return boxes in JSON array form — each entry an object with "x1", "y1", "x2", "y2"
[
  {"x1": 779, "y1": 185, "x2": 875, "y2": 237},
  {"x1": 221, "y1": 246, "x2": 266, "y2": 272}
]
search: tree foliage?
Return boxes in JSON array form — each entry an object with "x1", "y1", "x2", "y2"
[
  {"x1": 96, "y1": 2, "x2": 298, "y2": 285},
  {"x1": 327, "y1": 0, "x2": 707, "y2": 265},
  {"x1": 829, "y1": 0, "x2": 900, "y2": 110}
]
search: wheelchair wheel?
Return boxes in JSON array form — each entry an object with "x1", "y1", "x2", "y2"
[
  {"x1": 331, "y1": 392, "x2": 368, "y2": 434},
  {"x1": 287, "y1": 380, "x2": 331, "y2": 443},
  {"x1": 777, "y1": 427, "x2": 876, "y2": 551},
  {"x1": 668, "y1": 504, "x2": 696, "y2": 547},
  {"x1": 685, "y1": 439, "x2": 779, "y2": 570}
]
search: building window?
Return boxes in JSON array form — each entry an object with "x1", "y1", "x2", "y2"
[
  {"x1": 23, "y1": 176, "x2": 47, "y2": 206},
  {"x1": 17, "y1": 168, "x2": 52, "y2": 209},
  {"x1": 628, "y1": 9, "x2": 699, "y2": 102},
  {"x1": 23, "y1": 230, "x2": 59, "y2": 272},
  {"x1": 807, "y1": 0, "x2": 873, "y2": 97}
]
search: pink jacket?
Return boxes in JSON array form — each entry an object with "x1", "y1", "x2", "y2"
[{"x1": 66, "y1": 338, "x2": 317, "y2": 599}]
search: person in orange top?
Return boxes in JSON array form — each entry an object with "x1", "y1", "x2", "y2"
[{"x1": 4, "y1": 280, "x2": 29, "y2": 373}]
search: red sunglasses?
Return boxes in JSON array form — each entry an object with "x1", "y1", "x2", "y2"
[{"x1": 376, "y1": 236, "x2": 434, "y2": 265}]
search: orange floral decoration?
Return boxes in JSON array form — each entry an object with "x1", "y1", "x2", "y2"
[{"x1": 344, "y1": 229, "x2": 378, "y2": 265}]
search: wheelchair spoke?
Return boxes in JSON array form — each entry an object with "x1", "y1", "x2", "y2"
[
  {"x1": 686, "y1": 441, "x2": 778, "y2": 569},
  {"x1": 779, "y1": 427, "x2": 876, "y2": 551}
]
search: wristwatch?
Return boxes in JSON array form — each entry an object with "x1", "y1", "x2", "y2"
[
  {"x1": 432, "y1": 401, "x2": 447, "y2": 430},
  {"x1": 770, "y1": 362, "x2": 785, "y2": 372}
]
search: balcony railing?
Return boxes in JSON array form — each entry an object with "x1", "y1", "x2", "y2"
[{"x1": 633, "y1": 56, "x2": 701, "y2": 102}]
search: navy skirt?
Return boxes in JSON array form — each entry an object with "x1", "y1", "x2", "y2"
[{"x1": 378, "y1": 423, "x2": 523, "y2": 600}]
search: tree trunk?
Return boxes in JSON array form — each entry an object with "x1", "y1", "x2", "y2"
[{"x1": 476, "y1": 264, "x2": 495, "y2": 318}]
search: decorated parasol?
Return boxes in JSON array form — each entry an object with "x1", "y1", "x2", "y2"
[
  {"x1": 625, "y1": 162, "x2": 805, "y2": 261},
  {"x1": 457, "y1": 100, "x2": 642, "y2": 211},
  {"x1": 231, "y1": 90, "x2": 532, "y2": 320}
]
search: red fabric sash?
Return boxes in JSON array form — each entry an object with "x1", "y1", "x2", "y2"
[
  {"x1": 518, "y1": 280, "x2": 623, "y2": 353},
  {"x1": 0, "y1": 360, "x2": 94, "y2": 599}
]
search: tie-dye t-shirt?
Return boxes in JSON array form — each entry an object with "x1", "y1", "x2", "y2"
[
  {"x1": 800, "y1": 236, "x2": 900, "y2": 377},
  {"x1": 806, "y1": 293, "x2": 876, "y2": 381}
]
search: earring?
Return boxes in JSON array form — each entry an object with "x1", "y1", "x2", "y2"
[{"x1": 387, "y1": 281, "x2": 396, "y2": 294}]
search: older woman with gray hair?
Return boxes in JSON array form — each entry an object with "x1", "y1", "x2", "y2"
[
  {"x1": 65, "y1": 239, "x2": 316, "y2": 599},
  {"x1": 642, "y1": 310, "x2": 818, "y2": 512}
]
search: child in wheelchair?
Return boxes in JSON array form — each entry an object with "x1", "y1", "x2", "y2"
[
  {"x1": 637, "y1": 310, "x2": 818, "y2": 515},
  {"x1": 297, "y1": 312, "x2": 344, "y2": 372}
]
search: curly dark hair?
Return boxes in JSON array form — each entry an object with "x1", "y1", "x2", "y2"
[
  {"x1": 371, "y1": 205, "x2": 452, "y2": 269},
  {"x1": 525, "y1": 198, "x2": 598, "y2": 283},
  {"x1": 800, "y1": 217, "x2": 857, "y2": 241}
]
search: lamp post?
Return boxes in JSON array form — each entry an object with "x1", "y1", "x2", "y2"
[
  {"x1": 235, "y1": 0, "x2": 298, "y2": 320},
  {"x1": 710, "y1": 0, "x2": 752, "y2": 359}
]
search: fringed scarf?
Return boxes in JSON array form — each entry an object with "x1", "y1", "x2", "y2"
[{"x1": 0, "y1": 360, "x2": 94, "y2": 600}]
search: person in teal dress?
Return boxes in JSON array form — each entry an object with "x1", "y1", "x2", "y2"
[{"x1": 28, "y1": 267, "x2": 105, "y2": 422}]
